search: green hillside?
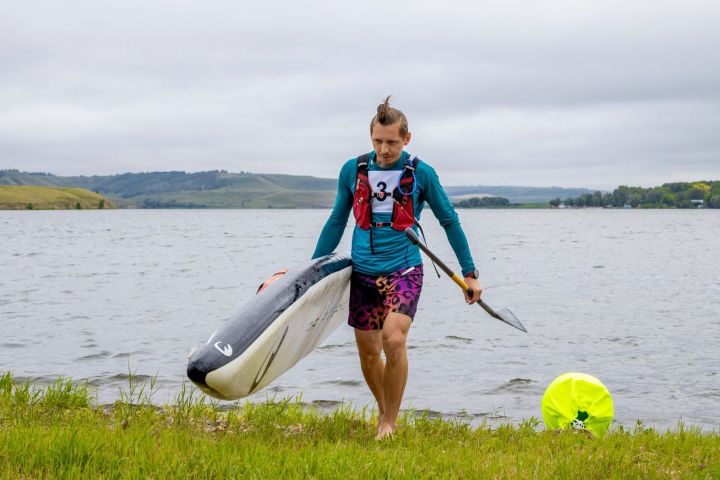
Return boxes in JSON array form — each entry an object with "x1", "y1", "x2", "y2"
[
  {"x1": 0, "y1": 186, "x2": 115, "y2": 210},
  {"x1": 0, "y1": 169, "x2": 593, "y2": 208},
  {"x1": 136, "y1": 188, "x2": 337, "y2": 209},
  {"x1": 0, "y1": 170, "x2": 337, "y2": 208}
]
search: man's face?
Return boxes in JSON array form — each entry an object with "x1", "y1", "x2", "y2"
[{"x1": 371, "y1": 122, "x2": 411, "y2": 166}]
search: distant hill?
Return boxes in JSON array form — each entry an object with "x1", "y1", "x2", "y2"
[
  {"x1": 0, "y1": 186, "x2": 115, "y2": 210},
  {"x1": 0, "y1": 169, "x2": 592, "y2": 208},
  {"x1": 0, "y1": 170, "x2": 336, "y2": 208}
]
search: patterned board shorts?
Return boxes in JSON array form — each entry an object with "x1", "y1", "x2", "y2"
[{"x1": 348, "y1": 265, "x2": 424, "y2": 330}]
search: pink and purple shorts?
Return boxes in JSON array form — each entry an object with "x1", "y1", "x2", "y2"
[{"x1": 348, "y1": 265, "x2": 424, "y2": 330}]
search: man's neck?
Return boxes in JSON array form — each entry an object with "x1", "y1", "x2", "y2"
[{"x1": 372, "y1": 152, "x2": 405, "y2": 169}]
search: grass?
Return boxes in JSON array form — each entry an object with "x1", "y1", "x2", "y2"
[
  {"x1": 1, "y1": 372, "x2": 718, "y2": 479},
  {"x1": 0, "y1": 186, "x2": 115, "y2": 210}
]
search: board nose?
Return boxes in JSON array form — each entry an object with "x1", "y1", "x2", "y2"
[
  {"x1": 187, "y1": 352, "x2": 229, "y2": 398},
  {"x1": 186, "y1": 358, "x2": 208, "y2": 387}
]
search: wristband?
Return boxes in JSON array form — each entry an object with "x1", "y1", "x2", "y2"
[{"x1": 464, "y1": 268, "x2": 479, "y2": 279}]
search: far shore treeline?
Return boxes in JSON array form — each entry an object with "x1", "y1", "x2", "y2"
[
  {"x1": 549, "y1": 181, "x2": 720, "y2": 209},
  {"x1": 452, "y1": 196, "x2": 513, "y2": 208}
]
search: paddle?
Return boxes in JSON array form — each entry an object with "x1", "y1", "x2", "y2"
[{"x1": 405, "y1": 227, "x2": 527, "y2": 333}]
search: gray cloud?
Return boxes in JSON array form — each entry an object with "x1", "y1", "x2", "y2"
[{"x1": 1, "y1": 0, "x2": 718, "y2": 188}]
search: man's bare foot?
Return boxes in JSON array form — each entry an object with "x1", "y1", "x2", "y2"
[{"x1": 375, "y1": 422, "x2": 396, "y2": 440}]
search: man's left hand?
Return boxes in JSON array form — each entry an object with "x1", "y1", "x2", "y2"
[{"x1": 464, "y1": 276, "x2": 483, "y2": 304}]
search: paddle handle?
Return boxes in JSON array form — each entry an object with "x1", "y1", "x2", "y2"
[{"x1": 449, "y1": 269, "x2": 500, "y2": 319}]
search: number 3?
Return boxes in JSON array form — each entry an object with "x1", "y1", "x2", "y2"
[{"x1": 376, "y1": 181, "x2": 388, "y2": 200}]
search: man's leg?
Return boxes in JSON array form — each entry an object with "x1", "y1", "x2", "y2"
[
  {"x1": 354, "y1": 329, "x2": 385, "y2": 419},
  {"x1": 377, "y1": 311, "x2": 412, "y2": 439}
]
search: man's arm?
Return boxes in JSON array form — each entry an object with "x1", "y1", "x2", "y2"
[
  {"x1": 420, "y1": 163, "x2": 476, "y2": 274},
  {"x1": 312, "y1": 161, "x2": 354, "y2": 259},
  {"x1": 420, "y1": 163, "x2": 482, "y2": 303}
]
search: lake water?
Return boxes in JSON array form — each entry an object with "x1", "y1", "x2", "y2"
[{"x1": 1, "y1": 209, "x2": 718, "y2": 430}]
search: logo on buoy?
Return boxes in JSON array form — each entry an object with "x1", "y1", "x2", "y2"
[{"x1": 214, "y1": 342, "x2": 233, "y2": 356}]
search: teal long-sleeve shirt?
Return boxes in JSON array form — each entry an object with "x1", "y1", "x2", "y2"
[{"x1": 312, "y1": 151, "x2": 476, "y2": 276}]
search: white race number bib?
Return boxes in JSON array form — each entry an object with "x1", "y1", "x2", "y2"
[{"x1": 368, "y1": 170, "x2": 402, "y2": 213}]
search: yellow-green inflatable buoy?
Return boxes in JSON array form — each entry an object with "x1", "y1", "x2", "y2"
[{"x1": 541, "y1": 372, "x2": 614, "y2": 437}]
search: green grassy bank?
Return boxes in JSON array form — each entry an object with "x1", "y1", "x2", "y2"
[
  {"x1": 1, "y1": 373, "x2": 717, "y2": 479},
  {"x1": 0, "y1": 186, "x2": 115, "y2": 210}
]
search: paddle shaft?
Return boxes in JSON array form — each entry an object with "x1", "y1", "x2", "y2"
[{"x1": 405, "y1": 228, "x2": 500, "y2": 319}]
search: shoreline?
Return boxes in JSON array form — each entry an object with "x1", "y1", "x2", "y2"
[{"x1": 6, "y1": 373, "x2": 718, "y2": 432}]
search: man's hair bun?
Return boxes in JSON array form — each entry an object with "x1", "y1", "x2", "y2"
[{"x1": 371, "y1": 96, "x2": 408, "y2": 136}]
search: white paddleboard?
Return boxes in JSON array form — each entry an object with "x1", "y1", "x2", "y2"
[{"x1": 187, "y1": 253, "x2": 351, "y2": 400}]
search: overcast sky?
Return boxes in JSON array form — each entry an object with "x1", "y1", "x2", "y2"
[{"x1": 1, "y1": 0, "x2": 718, "y2": 188}]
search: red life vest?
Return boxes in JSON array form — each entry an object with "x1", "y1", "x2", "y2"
[{"x1": 352, "y1": 153, "x2": 418, "y2": 252}]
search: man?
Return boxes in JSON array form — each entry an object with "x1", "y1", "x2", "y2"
[{"x1": 313, "y1": 97, "x2": 482, "y2": 439}]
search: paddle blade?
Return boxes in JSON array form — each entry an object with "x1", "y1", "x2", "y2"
[
  {"x1": 477, "y1": 299, "x2": 528, "y2": 333},
  {"x1": 495, "y1": 306, "x2": 528, "y2": 333}
]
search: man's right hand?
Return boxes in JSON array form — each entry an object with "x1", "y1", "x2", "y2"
[{"x1": 464, "y1": 276, "x2": 483, "y2": 304}]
